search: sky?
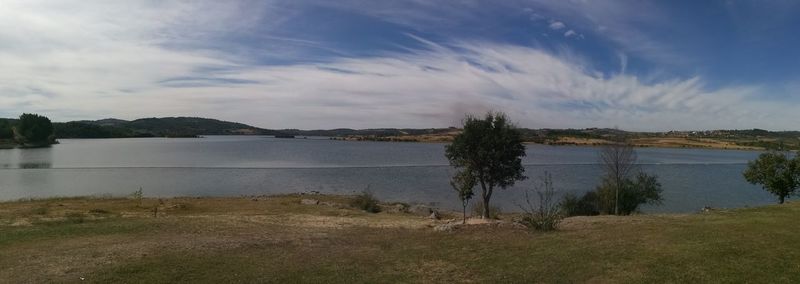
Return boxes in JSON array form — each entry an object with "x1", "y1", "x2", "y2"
[{"x1": 2, "y1": 0, "x2": 800, "y2": 131}]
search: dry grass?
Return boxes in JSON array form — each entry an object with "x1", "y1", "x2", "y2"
[
  {"x1": 2, "y1": 195, "x2": 800, "y2": 283},
  {"x1": 631, "y1": 137, "x2": 759, "y2": 150}
]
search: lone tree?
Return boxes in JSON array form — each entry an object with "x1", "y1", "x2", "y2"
[
  {"x1": 445, "y1": 112, "x2": 526, "y2": 219},
  {"x1": 743, "y1": 152, "x2": 800, "y2": 204},
  {"x1": 450, "y1": 170, "x2": 476, "y2": 224},
  {"x1": 15, "y1": 113, "x2": 54, "y2": 146},
  {"x1": 599, "y1": 139, "x2": 638, "y2": 215}
]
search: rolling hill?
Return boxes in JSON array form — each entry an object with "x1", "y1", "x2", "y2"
[{"x1": 52, "y1": 117, "x2": 285, "y2": 138}]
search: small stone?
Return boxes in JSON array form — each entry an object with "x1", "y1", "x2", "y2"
[
  {"x1": 386, "y1": 204, "x2": 408, "y2": 213},
  {"x1": 433, "y1": 223, "x2": 459, "y2": 232},
  {"x1": 428, "y1": 211, "x2": 440, "y2": 220},
  {"x1": 300, "y1": 199, "x2": 319, "y2": 205},
  {"x1": 408, "y1": 205, "x2": 433, "y2": 216}
]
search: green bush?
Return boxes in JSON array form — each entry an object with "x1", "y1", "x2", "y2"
[
  {"x1": 130, "y1": 187, "x2": 143, "y2": 207},
  {"x1": 517, "y1": 173, "x2": 563, "y2": 231},
  {"x1": 351, "y1": 190, "x2": 381, "y2": 213},
  {"x1": 560, "y1": 191, "x2": 600, "y2": 217},
  {"x1": 596, "y1": 173, "x2": 663, "y2": 215}
]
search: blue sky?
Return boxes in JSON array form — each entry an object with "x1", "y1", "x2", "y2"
[{"x1": 2, "y1": 0, "x2": 800, "y2": 130}]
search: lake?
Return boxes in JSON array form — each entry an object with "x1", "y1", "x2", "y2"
[{"x1": 0, "y1": 136, "x2": 775, "y2": 213}]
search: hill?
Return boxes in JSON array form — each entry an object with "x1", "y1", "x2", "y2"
[
  {"x1": 294, "y1": 127, "x2": 800, "y2": 150},
  {"x1": 52, "y1": 117, "x2": 284, "y2": 138},
  {"x1": 5, "y1": 115, "x2": 800, "y2": 149}
]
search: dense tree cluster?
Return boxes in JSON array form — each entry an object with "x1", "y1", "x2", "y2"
[
  {"x1": 0, "y1": 119, "x2": 13, "y2": 139},
  {"x1": 15, "y1": 113, "x2": 55, "y2": 146}
]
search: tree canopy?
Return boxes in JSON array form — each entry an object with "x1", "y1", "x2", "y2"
[
  {"x1": 743, "y1": 152, "x2": 800, "y2": 204},
  {"x1": 0, "y1": 119, "x2": 13, "y2": 139},
  {"x1": 450, "y1": 170, "x2": 476, "y2": 224},
  {"x1": 596, "y1": 172, "x2": 663, "y2": 215},
  {"x1": 16, "y1": 113, "x2": 54, "y2": 145},
  {"x1": 445, "y1": 112, "x2": 526, "y2": 219}
]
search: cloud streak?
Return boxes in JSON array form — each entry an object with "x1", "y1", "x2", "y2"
[{"x1": 0, "y1": 1, "x2": 798, "y2": 131}]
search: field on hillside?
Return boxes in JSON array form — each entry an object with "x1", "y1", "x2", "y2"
[{"x1": 2, "y1": 195, "x2": 799, "y2": 283}]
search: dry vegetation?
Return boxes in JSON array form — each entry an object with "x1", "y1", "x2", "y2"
[
  {"x1": 2, "y1": 195, "x2": 800, "y2": 283},
  {"x1": 334, "y1": 132, "x2": 773, "y2": 150}
]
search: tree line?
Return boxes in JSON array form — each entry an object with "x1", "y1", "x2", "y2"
[{"x1": 0, "y1": 113, "x2": 56, "y2": 147}]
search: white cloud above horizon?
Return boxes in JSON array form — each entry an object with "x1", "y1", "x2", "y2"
[
  {"x1": 1, "y1": 1, "x2": 799, "y2": 131},
  {"x1": 548, "y1": 21, "x2": 566, "y2": 30}
]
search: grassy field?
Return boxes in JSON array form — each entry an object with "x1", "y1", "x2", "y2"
[{"x1": 1, "y1": 195, "x2": 799, "y2": 283}]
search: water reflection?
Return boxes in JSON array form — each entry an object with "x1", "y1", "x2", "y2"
[
  {"x1": 15, "y1": 146, "x2": 53, "y2": 169},
  {"x1": 18, "y1": 162, "x2": 52, "y2": 169}
]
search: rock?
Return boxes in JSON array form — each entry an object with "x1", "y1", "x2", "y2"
[
  {"x1": 428, "y1": 211, "x2": 440, "y2": 220},
  {"x1": 408, "y1": 205, "x2": 434, "y2": 216},
  {"x1": 387, "y1": 203, "x2": 409, "y2": 213},
  {"x1": 320, "y1": 201, "x2": 344, "y2": 208},
  {"x1": 300, "y1": 199, "x2": 319, "y2": 205},
  {"x1": 433, "y1": 223, "x2": 459, "y2": 232}
]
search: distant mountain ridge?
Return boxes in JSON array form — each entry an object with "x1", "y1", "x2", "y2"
[
  {"x1": 53, "y1": 117, "x2": 285, "y2": 138},
  {"x1": 4, "y1": 115, "x2": 800, "y2": 150}
]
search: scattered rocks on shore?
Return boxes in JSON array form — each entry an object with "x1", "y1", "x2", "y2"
[
  {"x1": 386, "y1": 203, "x2": 409, "y2": 213},
  {"x1": 300, "y1": 199, "x2": 320, "y2": 205},
  {"x1": 408, "y1": 205, "x2": 437, "y2": 216},
  {"x1": 433, "y1": 223, "x2": 460, "y2": 232}
]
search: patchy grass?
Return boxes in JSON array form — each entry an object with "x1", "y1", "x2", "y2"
[{"x1": 1, "y1": 195, "x2": 800, "y2": 283}]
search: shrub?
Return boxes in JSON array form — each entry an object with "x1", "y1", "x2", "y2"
[
  {"x1": 517, "y1": 172, "x2": 563, "y2": 231},
  {"x1": 560, "y1": 191, "x2": 600, "y2": 217},
  {"x1": 88, "y1": 209, "x2": 112, "y2": 214},
  {"x1": 130, "y1": 187, "x2": 143, "y2": 207},
  {"x1": 595, "y1": 172, "x2": 663, "y2": 215},
  {"x1": 351, "y1": 190, "x2": 381, "y2": 213},
  {"x1": 472, "y1": 200, "x2": 502, "y2": 220},
  {"x1": 31, "y1": 207, "x2": 48, "y2": 215},
  {"x1": 65, "y1": 212, "x2": 86, "y2": 224}
]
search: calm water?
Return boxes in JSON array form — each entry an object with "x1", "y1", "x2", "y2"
[{"x1": 0, "y1": 136, "x2": 776, "y2": 213}]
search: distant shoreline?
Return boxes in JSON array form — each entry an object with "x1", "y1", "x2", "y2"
[
  {"x1": 7, "y1": 134, "x2": 767, "y2": 152},
  {"x1": 328, "y1": 135, "x2": 768, "y2": 151}
]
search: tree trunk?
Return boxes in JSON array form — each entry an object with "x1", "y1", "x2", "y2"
[
  {"x1": 482, "y1": 194, "x2": 491, "y2": 219},
  {"x1": 462, "y1": 201, "x2": 467, "y2": 224},
  {"x1": 779, "y1": 195, "x2": 785, "y2": 204},
  {"x1": 614, "y1": 177, "x2": 620, "y2": 215},
  {"x1": 479, "y1": 179, "x2": 491, "y2": 219}
]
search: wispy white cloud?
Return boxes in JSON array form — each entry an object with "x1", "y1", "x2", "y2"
[
  {"x1": 1, "y1": 1, "x2": 798, "y2": 131},
  {"x1": 548, "y1": 21, "x2": 566, "y2": 30},
  {"x1": 526, "y1": 0, "x2": 683, "y2": 65}
]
